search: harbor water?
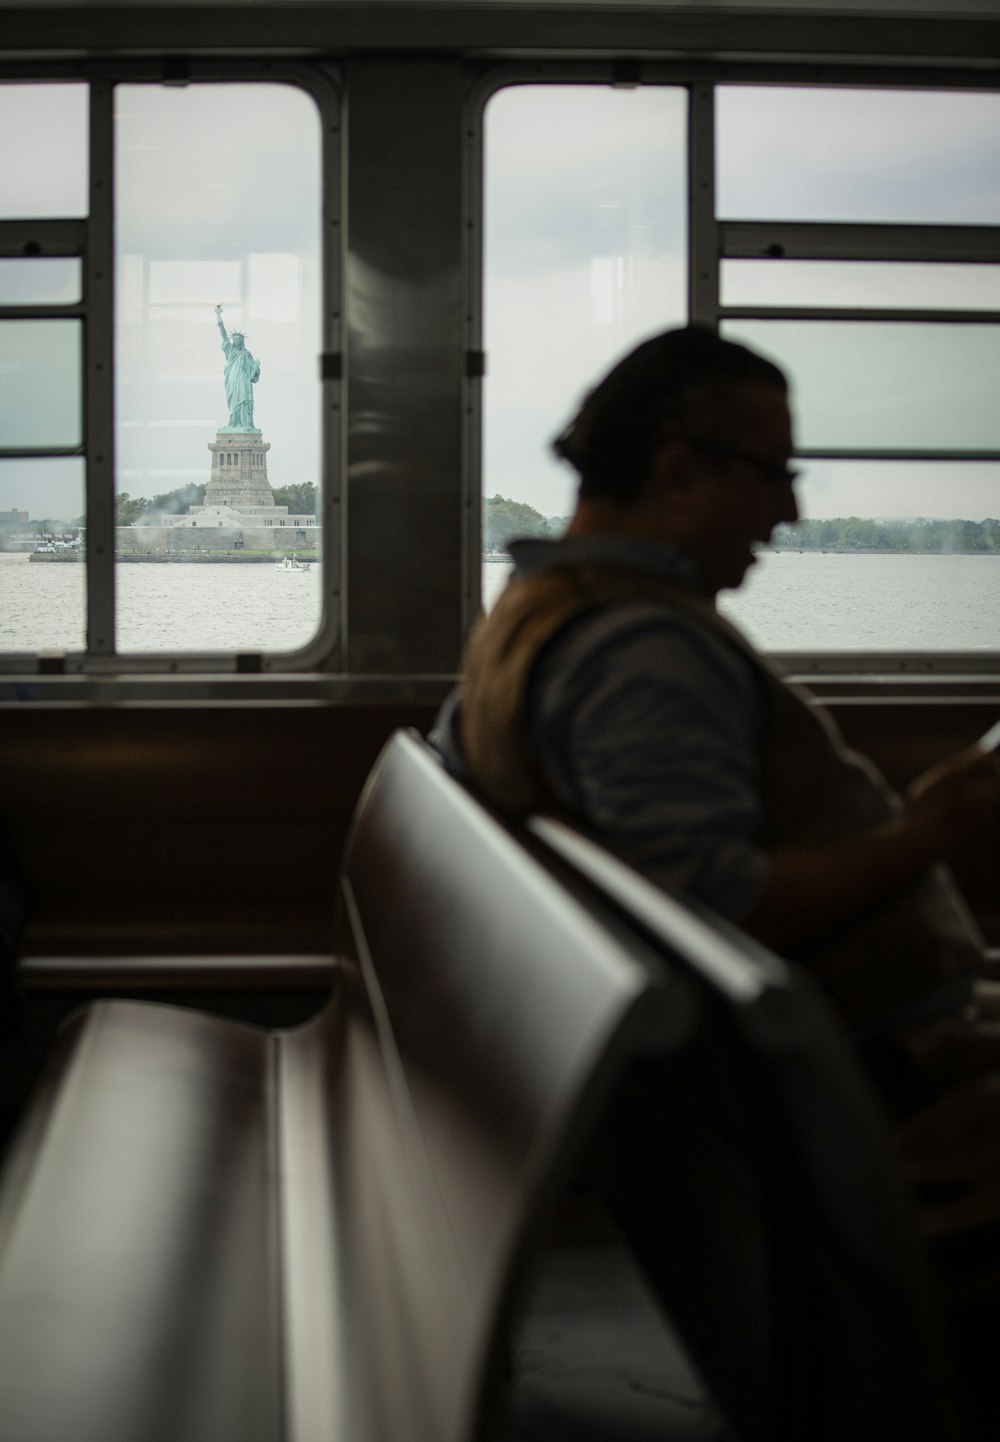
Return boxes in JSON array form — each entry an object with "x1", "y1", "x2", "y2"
[{"x1": 3, "y1": 550, "x2": 1000, "y2": 655}]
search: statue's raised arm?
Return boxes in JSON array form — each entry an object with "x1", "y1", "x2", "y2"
[{"x1": 214, "y1": 305, "x2": 261, "y2": 433}]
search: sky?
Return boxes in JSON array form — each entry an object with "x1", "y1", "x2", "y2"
[
  {"x1": 1, "y1": 79, "x2": 999, "y2": 525},
  {"x1": 484, "y1": 84, "x2": 1000, "y2": 522}
]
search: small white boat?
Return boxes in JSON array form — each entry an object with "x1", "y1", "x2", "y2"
[{"x1": 275, "y1": 555, "x2": 311, "y2": 572}]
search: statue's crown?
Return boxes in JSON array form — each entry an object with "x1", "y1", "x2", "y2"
[{"x1": 230, "y1": 329, "x2": 246, "y2": 339}]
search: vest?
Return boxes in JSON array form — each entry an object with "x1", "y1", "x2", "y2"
[{"x1": 459, "y1": 560, "x2": 981, "y2": 1034}]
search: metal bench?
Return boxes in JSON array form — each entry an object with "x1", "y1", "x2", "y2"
[
  {"x1": 0, "y1": 730, "x2": 686, "y2": 1442},
  {"x1": 526, "y1": 814, "x2": 966, "y2": 1442}
]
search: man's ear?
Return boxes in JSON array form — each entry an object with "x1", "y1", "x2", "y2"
[{"x1": 646, "y1": 437, "x2": 701, "y2": 496}]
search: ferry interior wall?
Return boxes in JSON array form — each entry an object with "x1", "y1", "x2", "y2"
[{"x1": 1, "y1": 0, "x2": 1000, "y2": 1436}]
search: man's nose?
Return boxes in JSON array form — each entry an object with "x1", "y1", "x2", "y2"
[{"x1": 776, "y1": 482, "x2": 799, "y2": 526}]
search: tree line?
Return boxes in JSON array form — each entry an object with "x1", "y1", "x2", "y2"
[
  {"x1": 485, "y1": 496, "x2": 1000, "y2": 557},
  {"x1": 484, "y1": 494, "x2": 562, "y2": 552},
  {"x1": 770, "y1": 517, "x2": 1000, "y2": 554},
  {"x1": 116, "y1": 482, "x2": 318, "y2": 525},
  {"x1": 102, "y1": 488, "x2": 1000, "y2": 553}
]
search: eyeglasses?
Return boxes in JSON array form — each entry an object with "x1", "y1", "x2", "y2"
[{"x1": 692, "y1": 440, "x2": 800, "y2": 489}]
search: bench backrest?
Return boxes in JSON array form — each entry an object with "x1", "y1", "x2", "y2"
[
  {"x1": 0, "y1": 729, "x2": 687, "y2": 1442},
  {"x1": 277, "y1": 730, "x2": 694, "y2": 1442},
  {"x1": 528, "y1": 815, "x2": 963, "y2": 1442}
]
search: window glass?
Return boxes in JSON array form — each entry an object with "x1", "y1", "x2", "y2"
[
  {"x1": 0, "y1": 260, "x2": 82, "y2": 306},
  {"x1": 721, "y1": 319, "x2": 1000, "y2": 452},
  {"x1": 717, "y1": 88, "x2": 1000, "y2": 224},
  {"x1": 0, "y1": 320, "x2": 82, "y2": 448},
  {"x1": 483, "y1": 84, "x2": 687, "y2": 557},
  {"x1": 0, "y1": 458, "x2": 85, "y2": 653},
  {"x1": 722, "y1": 261, "x2": 1000, "y2": 312},
  {"x1": 114, "y1": 82, "x2": 322, "y2": 653},
  {"x1": 719, "y1": 461, "x2": 1000, "y2": 652},
  {"x1": 0, "y1": 84, "x2": 89, "y2": 219}
]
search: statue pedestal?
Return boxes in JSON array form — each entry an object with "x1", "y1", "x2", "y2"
[{"x1": 205, "y1": 431, "x2": 274, "y2": 510}]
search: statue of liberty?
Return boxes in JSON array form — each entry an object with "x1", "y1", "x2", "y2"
[{"x1": 214, "y1": 305, "x2": 261, "y2": 432}]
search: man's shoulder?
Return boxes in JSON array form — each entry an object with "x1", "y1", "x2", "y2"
[{"x1": 534, "y1": 589, "x2": 758, "y2": 688}]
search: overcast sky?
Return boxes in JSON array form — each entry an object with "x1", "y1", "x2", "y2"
[
  {"x1": 485, "y1": 83, "x2": 1000, "y2": 522},
  {"x1": 1, "y1": 79, "x2": 999, "y2": 524}
]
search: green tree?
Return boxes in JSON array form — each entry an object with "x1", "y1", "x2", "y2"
[
  {"x1": 484, "y1": 494, "x2": 551, "y2": 553},
  {"x1": 148, "y1": 483, "x2": 205, "y2": 516},
  {"x1": 116, "y1": 492, "x2": 148, "y2": 526},
  {"x1": 272, "y1": 482, "x2": 318, "y2": 516}
]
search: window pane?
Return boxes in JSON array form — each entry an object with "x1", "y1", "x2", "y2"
[
  {"x1": 0, "y1": 84, "x2": 88, "y2": 219},
  {"x1": 721, "y1": 320, "x2": 1000, "y2": 451},
  {"x1": 114, "y1": 83, "x2": 323, "y2": 653},
  {"x1": 719, "y1": 461, "x2": 1000, "y2": 652},
  {"x1": 722, "y1": 261, "x2": 1000, "y2": 312},
  {"x1": 718, "y1": 88, "x2": 1000, "y2": 224},
  {"x1": 0, "y1": 458, "x2": 85, "y2": 653},
  {"x1": 0, "y1": 259, "x2": 82, "y2": 306},
  {"x1": 0, "y1": 320, "x2": 82, "y2": 448},
  {"x1": 484, "y1": 85, "x2": 687, "y2": 531}
]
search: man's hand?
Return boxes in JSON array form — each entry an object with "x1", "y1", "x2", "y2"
[
  {"x1": 742, "y1": 744, "x2": 1000, "y2": 954},
  {"x1": 906, "y1": 746, "x2": 1000, "y2": 854}
]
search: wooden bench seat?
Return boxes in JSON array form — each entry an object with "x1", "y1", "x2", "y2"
[{"x1": 0, "y1": 730, "x2": 686, "y2": 1442}]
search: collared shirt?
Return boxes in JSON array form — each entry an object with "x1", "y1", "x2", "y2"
[{"x1": 437, "y1": 534, "x2": 773, "y2": 922}]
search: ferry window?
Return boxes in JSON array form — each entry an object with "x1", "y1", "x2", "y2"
[
  {"x1": 0, "y1": 459, "x2": 85, "y2": 654},
  {"x1": 717, "y1": 88, "x2": 1000, "y2": 224},
  {"x1": 714, "y1": 84, "x2": 1000, "y2": 657},
  {"x1": 0, "y1": 74, "x2": 330, "y2": 671},
  {"x1": 722, "y1": 262, "x2": 1000, "y2": 313},
  {"x1": 0, "y1": 260, "x2": 82, "y2": 306},
  {"x1": 482, "y1": 83, "x2": 687, "y2": 599},
  {"x1": 114, "y1": 83, "x2": 322, "y2": 655},
  {"x1": 721, "y1": 320, "x2": 1000, "y2": 452},
  {"x1": 719, "y1": 460, "x2": 1000, "y2": 653},
  {"x1": 0, "y1": 321, "x2": 82, "y2": 448},
  {"x1": 0, "y1": 83, "x2": 88, "y2": 219}
]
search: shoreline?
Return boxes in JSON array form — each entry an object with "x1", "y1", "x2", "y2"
[{"x1": 26, "y1": 552, "x2": 319, "y2": 564}]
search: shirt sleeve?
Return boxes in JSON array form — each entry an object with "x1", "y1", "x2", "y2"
[{"x1": 528, "y1": 604, "x2": 772, "y2": 921}]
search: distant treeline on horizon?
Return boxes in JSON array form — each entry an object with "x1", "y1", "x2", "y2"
[
  {"x1": 483, "y1": 494, "x2": 1000, "y2": 557},
  {"x1": 768, "y1": 516, "x2": 1000, "y2": 554}
]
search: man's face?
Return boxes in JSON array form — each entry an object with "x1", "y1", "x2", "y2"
[{"x1": 682, "y1": 380, "x2": 798, "y2": 595}]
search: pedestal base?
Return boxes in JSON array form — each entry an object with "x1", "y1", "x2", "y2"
[{"x1": 205, "y1": 430, "x2": 274, "y2": 510}]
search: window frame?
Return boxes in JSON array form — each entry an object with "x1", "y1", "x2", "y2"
[
  {"x1": 471, "y1": 62, "x2": 1000, "y2": 676},
  {"x1": 0, "y1": 62, "x2": 341, "y2": 676}
]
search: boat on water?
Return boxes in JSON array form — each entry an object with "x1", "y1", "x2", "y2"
[{"x1": 275, "y1": 555, "x2": 311, "y2": 572}]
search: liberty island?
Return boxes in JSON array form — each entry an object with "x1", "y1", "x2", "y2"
[{"x1": 115, "y1": 307, "x2": 317, "y2": 560}]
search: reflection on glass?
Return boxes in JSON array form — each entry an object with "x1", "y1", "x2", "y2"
[
  {"x1": 0, "y1": 321, "x2": 82, "y2": 448},
  {"x1": 722, "y1": 320, "x2": 1000, "y2": 452},
  {"x1": 114, "y1": 82, "x2": 323, "y2": 653},
  {"x1": 722, "y1": 262, "x2": 1000, "y2": 312},
  {"x1": 484, "y1": 84, "x2": 688, "y2": 528},
  {"x1": 718, "y1": 88, "x2": 1000, "y2": 224},
  {"x1": 0, "y1": 458, "x2": 85, "y2": 654},
  {"x1": 0, "y1": 260, "x2": 82, "y2": 306},
  {"x1": 0, "y1": 84, "x2": 89, "y2": 220}
]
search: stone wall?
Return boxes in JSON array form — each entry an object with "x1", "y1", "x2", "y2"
[{"x1": 118, "y1": 524, "x2": 319, "y2": 555}]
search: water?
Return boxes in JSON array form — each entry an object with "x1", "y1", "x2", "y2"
[
  {"x1": 4, "y1": 550, "x2": 1000, "y2": 655},
  {"x1": 0, "y1": 555, "x2": 321, "y2": 654},
  {"x1": 483, "y1": 550, "x2": 1000, "y2": 652}
]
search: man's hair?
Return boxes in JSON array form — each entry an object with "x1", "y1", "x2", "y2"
[{"x1": 552, "y1": 325, "x2": 787, "y2": 503}]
